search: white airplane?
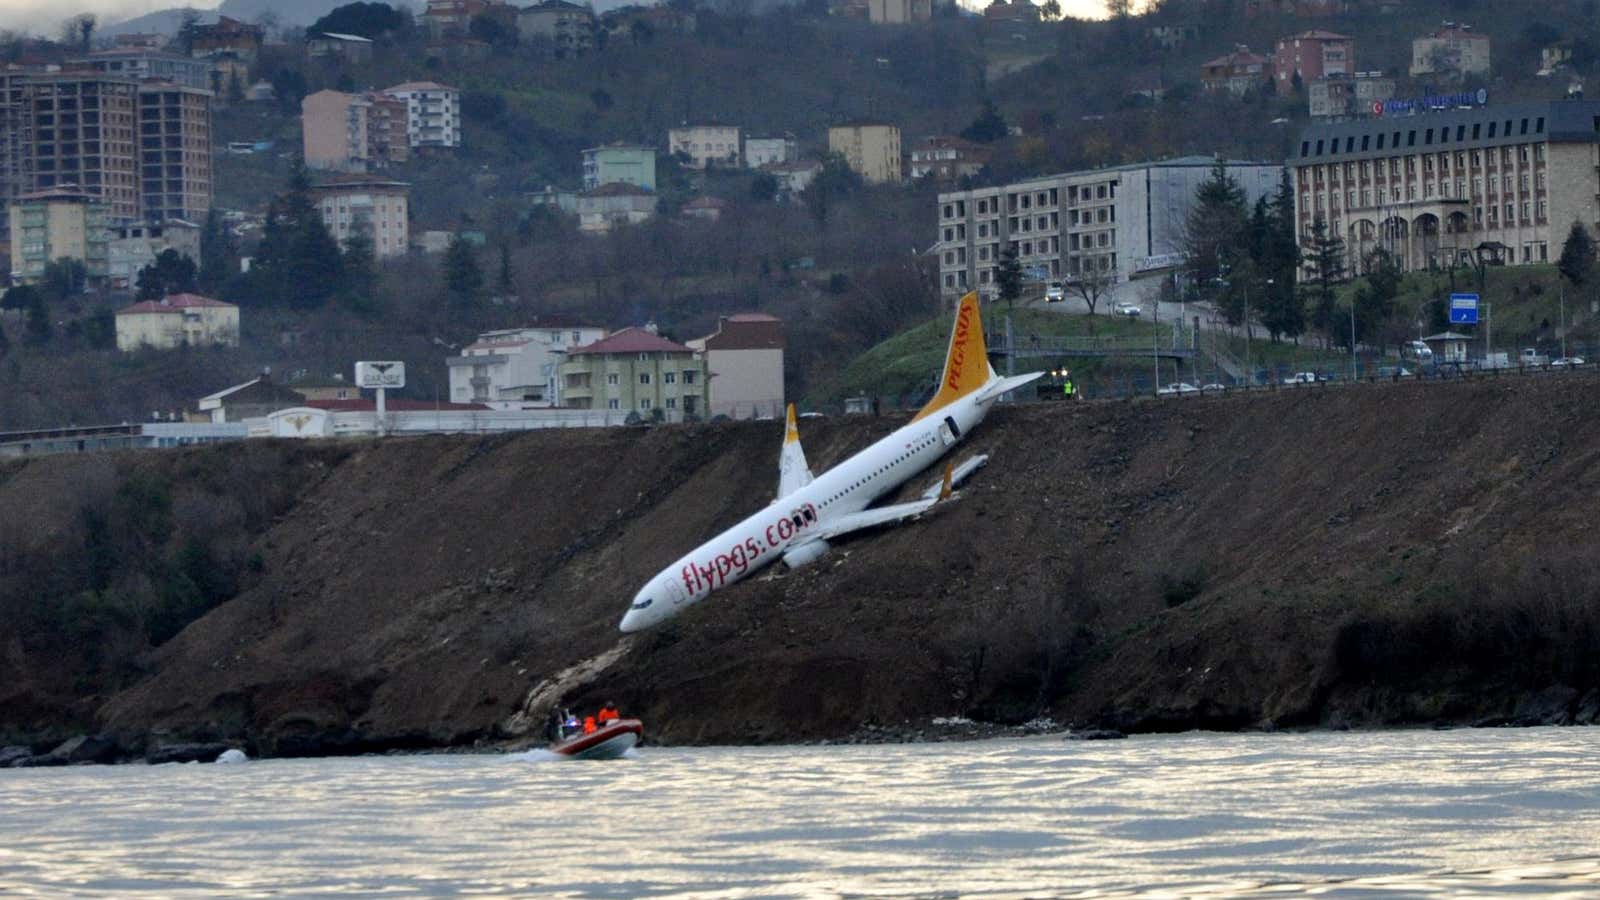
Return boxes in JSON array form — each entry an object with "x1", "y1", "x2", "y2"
[{"x1": 618, "y1": 291, "x2": 1044, "y2": 632}]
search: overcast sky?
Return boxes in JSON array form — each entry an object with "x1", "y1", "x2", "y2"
[{"x1": 1, "y1": 0, "x2": 1117, "y2": 35}]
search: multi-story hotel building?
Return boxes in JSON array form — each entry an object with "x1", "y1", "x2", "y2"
[
  {"x1": 1290, "y1": 101, "x2": 1600, "y2": 274},
  {"x1": 935, "y1": 157, "x2": 1281, "y2": 298}
]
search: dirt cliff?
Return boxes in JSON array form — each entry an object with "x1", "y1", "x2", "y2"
[{"x1": 4, "y1": 373, "x2": 1599, "y2": 756}]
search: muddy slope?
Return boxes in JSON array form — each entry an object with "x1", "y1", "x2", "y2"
[{"x1": 5, "y1": 374, "x2": 1599, "y2": 754}]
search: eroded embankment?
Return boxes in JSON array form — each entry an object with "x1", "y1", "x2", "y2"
[{"x1": 4, "y1": 373, "x2": 1599, "y2": 759}]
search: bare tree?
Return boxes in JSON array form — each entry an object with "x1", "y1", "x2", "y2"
[{"x1": 1066, "y1": 265, "x2": 1114, "y2": 315}]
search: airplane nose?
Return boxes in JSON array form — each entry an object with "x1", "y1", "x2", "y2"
[{"x1": 618, "y1": 608, "x2": 644, "y2": 632}]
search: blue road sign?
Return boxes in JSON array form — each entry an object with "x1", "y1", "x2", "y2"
[{"x1": 1449, "y1": 292, "x2": 1479, "y2": 325}]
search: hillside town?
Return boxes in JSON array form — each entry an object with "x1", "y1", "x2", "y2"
[{"x1": 2, "y1": 0, "x2": 1600, "y2": 453}]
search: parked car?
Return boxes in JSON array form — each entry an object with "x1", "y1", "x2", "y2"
[
  {"x1": 1113, "y1": 301, "x2": 1141, "y2": 318},
  {"x1": 1282, "y1": 371, "x2": 1319, "y2": 385},
  {"x1": 1156, "y1": 382, "x2": 1200, "y2": 395},
  {"x1": 1551, "y1": 356, "x2": 1586, "y2": 367},
  {"x1": 1045, "y1": 281, "x2": 1064, "y2": 302},
  {"x1": 1199, "y1": 383, "x2": 1228, "y2": 392}
]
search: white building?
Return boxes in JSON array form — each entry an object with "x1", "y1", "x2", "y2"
[
  {"x1": 446, "y1": 322, "x2": 608, "y2": 406},
  {"x1": 310, "y1": 177, "x2": 411, "y2": 258},
  {"x1": 106, "y1": 219, "x2": 202, "y2": 290},
  {"x1": 668, "y1": 123, "x2": 741, "y2": 169},
  {"x1": 381, "y1": 81, "x2": 461, "y2": 149},
  {"x1": 685, "y1": 313, "x2": 785, "y2": 419},
  {"x1": 577, "y1": 183, "x2": 656, "y2": 233},
  {"x1": 115, "y1": 293, "x2": 240, "y2": 352},
  {"x1": 935, "y1": 156, "x2": 1282, "y2": 298},
  {"x1": 744, "y1": 134, "x2": 797, "y2": 168}
]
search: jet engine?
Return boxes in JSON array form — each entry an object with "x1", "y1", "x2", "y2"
[{"x1": 782, "y1": 539, "x2": 830, "y2": 569}]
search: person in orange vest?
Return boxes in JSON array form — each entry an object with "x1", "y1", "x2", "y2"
[
  {"x1": 582, "y1": 715, "x2": 597, "y2": 735},
  {"x1": 597, "y1": 702, "x2": 620, "y2": 725}
]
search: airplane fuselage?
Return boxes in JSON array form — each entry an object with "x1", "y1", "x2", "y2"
[{"x1": 618, "y1": 392, "x2": 991, "y2": 632}]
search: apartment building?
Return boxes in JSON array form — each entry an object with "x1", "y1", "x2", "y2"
[
  {"x1": 1308, "y1": 72, "x2": 1395, "y2": 120},
  {"x1": 517, "y1": 0, "x2": 596, "y2": 52},
  {"x1": 7, "y1": 187, "x2": 109, "y2": 284},
  {"x1": 381, "y1": 82, "x2": 461, "y2": 150},
  {"x1": 0, "y1": 70, "x2": 31, "y2": 247},
  {"x1": 138, "y1": 81, "x2": 212, "y2": 223},
  {"x1": 1291, "y1": 101, "x2": 1600, "y2": 275},
  {"x1": 828, "y1": 122, "x2": 902, "y2": 184},
  {"x1": 309, "y1": 176, "x2": 410, "y2": 258},
  {"x1": 577, "y1": 182, "x2": 656, "y2": 233},
  {"x1": 1272, "y1": 30, "x2": 1353, "y2": 96},
  {"x1": 115, "y1": 293, "x2": 239, "y2": 351},
  {"x1": 107, "y1": 219, "x2": 200, "y2": 289},
  {"x1": 366, "y1": 92, "x2": 410, "y2": 166},
  {"x1": 685, "y1": 313, "x2": 785, "y2": 420},
  {"x1": 935, "y1": 157, "x2": 1282, "y2": 297},
  {"x1": 1200, "y1": 46, "x2": 1271, "y2": 96},
  {"x1": 582, "y1": 144, "x2": 656, "y2": 192},
  {"x1": 75, "y1": 49, "x2": 212, "y2": 90},
  {"x1": 1411, "y1": 25, "x2": 1491, "y2": 78},
  {"x1": 558, "y1": 328, "x2": 709, "y2": 422},
  {"x1": 668, "y1": 123, "x2": 741, "y2": 169},
  {"x1": 743, "y1": 134, "x2": 797, "y2": 168},
  {"x1": 868, "y1": 0, "x2": 931, "y2": 24},
  {"x1": 22, "y1": 73, "x2": 141, "y2": 221},
  {"x1": 909, "y1": 135, "x2": 992, "y2": 180},
  {"x1": 302, "y1": 89, "x2": 371, "y2": 171},
  {"x1": 447, "y1": 322, "x2": 608, "y2": 406}
]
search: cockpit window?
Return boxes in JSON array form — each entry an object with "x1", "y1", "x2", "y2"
[{"x1": 631, "y1": 598, "x2": 653, "y2": 610}]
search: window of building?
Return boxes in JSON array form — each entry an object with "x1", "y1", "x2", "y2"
[
  {"x1": 1474, "y1": 206, "x2": 1483, "y2": 224},
  {"x1": 1520, "y1": 118, "x2": 1529, "y2": 135},
  {"x1": 1535, "y1": 144, "x2": 1546, "y2": 162},
  {"x1": 664, "y1": 371, "x2": 676, "y2": 384},
  {"x1": 1425, "y1": 128, "x2": 1434, "y2": 145},
  {"x1": 1096, "y1": 184, "x2": 1107, "y2": 199},
  {"x1": 1537, "y1": 200, "x2": 1548, "y2": 221},
  {"x1": 639, "y1": 373, "x2": 651, "y2": 385},
  {"x1": 1521, "y1": 201, "x2": 1530, "y2": 221},
  {"x1": 665, "y1": 398, "x2": 676, "y2": 409},
  {"x1": 1488, "y1": 122, "x2": 1496, "y2": 138},
  {"x1": 1504, "y1": 203, "x2": 1514, "y2": 221},
  {"x1": 1539, "y1": 241, "x2": 1549, "y2": 260},
  {"x1": 1376, "y1": 134, "x2": 1385, "y2": 150},
  {"x1": 607, "y1": 373, "x2": 619, "y2": 385},
  {"x1": 1518, "y1": 145, "x2": 1529, "y2": 163},
  {"x1": 640, "y1": 399, "x2": 651, "y2": 410},
  {"x1": 944, "y1": 273, "x2": 955, "y2": 287},
  {"x1": 608, "y1": 399, "x2": 619, "y2": 409},
  {"x1": 1457, "y1": 125, "x2": 1466, "y2": 141},
  {"x1": 683, "y1": 370, "x2": 697, "y2": 384}
]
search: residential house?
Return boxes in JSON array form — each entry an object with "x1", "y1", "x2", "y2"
[
  {"x1": 187, "y1": 16, "x2": 264, "y2": 60},
  {"x1": 582, "y1": 144, "x2": 656, "y2": 192},
  {"x1": 301, "y1": 89, "x2": 371, "y2": 171},
  {"x1": 7, "y1": 187, "x2": 109, "y2": 285},
  {"x1": 306, "y1": 32, "x2": 375, "y2": 63},
  {"x1": 107, "y1": 219, "x2": 201, "y2": 290},
  {"x1": 1540, "y1": 43, "x2": 1574, "y2": 77},
  {"x1": 1273, "y1": 30, "x2": 1353, "y2": 95},
  {"x1": 1200, "y1": 46, "x2": 1271, "y2": 95},
  {"x1": 909, "y1": 136, "x2": 992, "y2": 180},
  {"x1": 381, "y1": 81, "x2": 462, "y2": 150},
  {"x1": 517, "y1": 1, "x2": 596, "y2": 54},
  {"x1": 744, "y1": 134, "x2": 798, "y2": 168},
  {"x1": 685, "y1": 313, "x2": 784, "y2": 420},
  {"x1": 763, "y1": 160, "x2": 822, "y2": 198},
  {"x1": 868, "y1": 0, "x2": 931, "y2": 24},
  {"x1": 680, "y1": 196, "x2": 727, "y2": 221},
  {"x1": 115, "y1": 293, "x2": 239, "y2": 351},
  {"x1": 447, "y1": 321, "x2": 609, "y2": 406},
  {"x1": 668, "y1": 123, "x2": 741, "y2": 169},
  {"x1": 309, "y1": 176, "x2": 410, "y2": 258},
  {"x1": 577, "y1": 182, "x2": 655, "y2": 233},
  {"x1": 285, "y1": 373, "x2": 362, "y2": 401},
  {"x1": 601, "y1": 5, "x2": 695, "y2": 38},
  {"x1": 1411, "y1": 25, "x2": 1491, "y2": 78},
  {"x1": 828, "y1": 122, "x2": 902, "y2": 183},
  {"x1": 422, "y1": 0, "x2": 495, "y2": 39},
  {"x1": 558, "y1": 327, "x2": 708, "y2": 421}
]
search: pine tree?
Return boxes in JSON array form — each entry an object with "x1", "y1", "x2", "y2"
[
  {"x1": 1183, "y1": 161, "x2": 1250, "y2": 295},
  {"x1": 1558, "y1": 221, "x2": 1595, "y2": 286},
  {"x1": 444, "y1": 235, "x2": 484, "y2": 309},
  {"x1": 198, "y1": 208, "x2": 237, "y2": 294},
  {"x1": 1302, "y1": 217, "x2": 1347, "y2": 347},
  {"x1": 23, "y1": 292, "x2": 51, "y2": 345},
  {"x1": 248, "y1": 161, "x2": 344, "y2": 308},
  {"x1": 341, "y1": 233, "x2": 378, "y2": 313},
  {"x1": 135, "y1": 249, "x2": 198, "y2": 300},
  {"x1": 995, "y1": 243, "x2": 1022, "y2": 308},
  {"x1": 497, "y1": 242, "x2": 515, "y2": 296}
]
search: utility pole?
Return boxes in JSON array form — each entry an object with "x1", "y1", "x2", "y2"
[
  {"x1": 1242, "y1": 282, "x2": 1250, "y2": 387},
  {"x1": 1560, "y1": 286, "x2": 1567, "y2": 360},
  {"x1": 1152, "y1": 295, "x2": 1160, "y2": 393},
  {"x1": 1349, "y1": 296, "x2": 1357, "y2": 381}
]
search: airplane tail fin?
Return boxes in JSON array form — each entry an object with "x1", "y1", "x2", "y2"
[{"x1": 912, "y1": 292, "x2": 990, "y2": 422}]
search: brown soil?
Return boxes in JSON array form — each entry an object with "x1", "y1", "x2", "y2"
[{"x1": 5, "y1": 373, "x2": 1600, "y2": 756}]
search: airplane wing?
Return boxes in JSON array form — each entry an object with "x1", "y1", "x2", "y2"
[
  {"x1": 817, "y1": 497, "x2": 940, "y2": 541},
  {"x1": 777, "y1": 403, "x2": 814, "y2": 498}
]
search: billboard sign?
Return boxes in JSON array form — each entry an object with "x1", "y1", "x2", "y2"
[
  {"x1": 1377, "y1": 88, "x2": 1488, "y2": 117},
  {"x1": 355, "y1": 361, "x2": 406, "y2": 389},
  {"x1": 1448, "y1": 293, "x2": 1479, "y2": 325}
]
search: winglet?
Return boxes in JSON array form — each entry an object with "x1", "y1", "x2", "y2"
[
  {"x1": 785, "y1": 402, "x2": 800, "y2": 445},
  {"x1": 912, "y1": 292, "x2": 990, "y2": 422},
  {"x1": 938, "y1": 462, "x2": 953, "y2": 501}
]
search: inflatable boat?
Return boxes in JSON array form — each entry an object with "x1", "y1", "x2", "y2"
[{"x1": 551, "y1": 718, "x2": 642, "y2": 760}]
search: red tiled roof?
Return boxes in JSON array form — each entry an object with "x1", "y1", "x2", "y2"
[
  {"x1": 570, "y1": 327, "x2": 693, "y2": 356},
  {"x1": 117, "y1": 293, "x2": 235, "y2": 314}
]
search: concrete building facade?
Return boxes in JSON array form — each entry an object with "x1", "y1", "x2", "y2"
[
  {"x1": 381, "y1": 82, "x2": 461, "y2": 150},
  {"x1": 558, "y1": 327, "x2": 709, "y2": 421},
  {"x1": 107, "y1": 218, "x2": 200, "y2": 290},
  {"x1": 1200, "y1": 46, "x2": 1271, "y2": 96},
  {"x1": 447, "y1": 323, "x2": 609, "y2": 406},
  {"x1": 577, "y1": 182, "x2": 656, "y2": 233},
  {"x1": 75, "y1": 50, "x2": 212, "y2": 91},
  {"x1": 582, "y1": 144, "x2": 656, "y2": 192},
  {"x1": 115, "y1": 293, "x2": 239, "y2": 351},
  {"x1": 686, "y1": 313, "x2": 785, "y2": 419},
  {"x1": 517, "y1": 1, "x2": 596, "y2": 52},
  {"x1": 743, "y1": 134, "x2": 797, "y2": 168},
  {"x1": 909, "y1": 135, "x2": 993, "y2": 180},
  {"x1": 828, "y1": 122, "x2": 902, "y2": 184},
  {"x1": 1272, "y1": 30, "x2": 1353, "y2": 95},
  {"x1": 668, "y1": 124, "x2": 741, "y2": 169},
  {"x1": 137, "y1": 82, "x2": 212, "y2": 223},
  {"x1": 23, "y1": 73, "x2": 141, "y2": 221},
  {"x1": 868, "y1": 0, "x2": 932, "y2": 24},
  {"x1": 1308, "y1": 72, "x2": 1395, "y2": 120},
  {"x1": 935, "y1": 157, "x2": 1282, "y2": 298},
  {"x1": 309, "y1": 177, "x2": 410, "y2": 257},
  {"x1": 1292, "y1": 101, "x2": 1600, "y2": 275},
  {"x1": 1411, "y1": 26, "x2": 1491, "y2": 78},
  {"x1": 302, "y1": 89, "x2": 371, "y2": 171},
  {"x1": 7, "y1": 187, "x2": 109, "y2": 284}
]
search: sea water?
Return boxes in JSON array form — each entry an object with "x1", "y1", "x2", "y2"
[{"x1": 1, "y1": 727, "x2": 1598, "y2": 897}]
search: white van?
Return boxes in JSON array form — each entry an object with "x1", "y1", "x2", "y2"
[{"x1": 1403, "y1": 340, "x2": 1433, "y2": 362}]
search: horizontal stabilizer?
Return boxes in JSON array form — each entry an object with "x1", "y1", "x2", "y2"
[
  {"x1": 921, "y1": 454, "x2": 988, "y2": 500},
  {"x1": 976, "y1": 371, "x2": 1047, "y2": 404}
]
